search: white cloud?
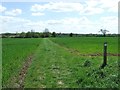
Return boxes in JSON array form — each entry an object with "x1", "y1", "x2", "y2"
[
  {"x1": 99, "y1": 16, "x2": 118, "y2": 33},
  {"x1": 82, "y1": 0, "x2": 119, "y2": 15},
  {"x1": 32, "y1": 12, "x2": 44, "y2": 16},
  {"x1": 0, "y1": 16, "x2": 31, "y2": 33},
  {"x1": 31, "y1": 2, "x2": 83, "y2": 12},
  {"x1": 48, "y1": 2, "x2": 83, "y2": 12},
  {"x1": 46, "y1": 17, "x2": 100, "y2": 34},
  {"x1": 47, "y1": 17, "x2": 94, "y2": 25},
  {"x1": 30, "y1": 1, "x2": 118, "y2": 16},
  {"x1": 85, "y1": 0, "x2": 100, "y2": 7},
  {"x1": 0, "y1": 15, "x2": 96, "y2": 33},
  {"x1": 0, "y1": 5, "x2": 6, "y2": 13},
  {"x1": 1, "y1": 0, "x2": 118, "y2": 34},
  {"x1": 5, "y1": 9, "x2": 22, "y2": 16},
  {"x1": 31, "y1": 4, "x2": 46, "y2": 12},
  {"x1": 47, "y1": 20, "x2": 62, "y2": 25},
  {"x1": 0, "y1": 16, "x2": 30, "y2": 23},
  {"x1": 100, "y1": 16, "x2": 118, "y2": 24},
  {"x1": 0, "y1": 15, "x2": 118, "y2": 34},
  {"x1": 99, "y1": 0, "x2": 119, "y2": 13},
  {"x1": 82, "y1": 7, "x2": 104, "y2": 15},
  {"x1": 1, "y1": 0, "x2": 86, "y2": 3}
]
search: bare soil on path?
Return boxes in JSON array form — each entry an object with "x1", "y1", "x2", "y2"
[{"x1": 17, "y1": 54, "x2": 34, "y2": 88}]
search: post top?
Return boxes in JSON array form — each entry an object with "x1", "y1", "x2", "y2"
[{"x1": 104, "y1": 42, "x2": 107, "y2": 46}]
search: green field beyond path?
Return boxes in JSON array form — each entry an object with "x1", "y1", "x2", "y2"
[{"x1": 2, "y1": 37, "x2": 119, "y2": 88}]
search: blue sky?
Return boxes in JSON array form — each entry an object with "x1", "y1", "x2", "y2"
[{"x1": 0, "y1": 0, "x2": 119, "y2": 34}]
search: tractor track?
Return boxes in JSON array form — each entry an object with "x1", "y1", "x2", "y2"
[
  {"x1": 17, "y1": 54, "x2": 34, "y2": 88},
  {"x1": 69, "y1": 49, "x2": 120, "y2": 56}
]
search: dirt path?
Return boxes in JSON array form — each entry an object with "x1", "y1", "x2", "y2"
[
  {"x1": 24, "y1": 38, "x2": 73, "y2": 88},
  {"x1": 17, "y1": 54, "x2": 34, "y2": 88},
  {"x1": 6, "y1": 53, "x2": 34, "y2": 88}
]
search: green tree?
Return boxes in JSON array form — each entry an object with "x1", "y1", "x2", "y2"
[
  {"x1": 25, "y1": 31, "x2": 32, "y2": 38},
  {"x1": 19, "y1": 32, "x2": 26, "y2": 38},
  {"x1": 33, "y1": 32, "x2": 40, "y2": 38},
  {"x1": 52, "y1": 32, "x2": 56, "y2": 37},
  {"x1": 69, "y1": 33, "x2": 73, "y2": 37}
]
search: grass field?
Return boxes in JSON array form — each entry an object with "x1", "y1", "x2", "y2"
[
  {"x1": 51, "y1": 37, "x2": 118, "y2": 54},
  {"x1": 2, "y1": 37, "x2": 119, "y2": 88},
  {"x1": 2, "y1": 38, "x2": 41, "y2": 87}
]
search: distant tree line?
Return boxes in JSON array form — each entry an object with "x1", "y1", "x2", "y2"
[
  {"x1": 0, "y1": 28, "x2": 119, "y2": 38},
  {"x1": 1, "y1": 32, "x2": 118, "y2": 38}
]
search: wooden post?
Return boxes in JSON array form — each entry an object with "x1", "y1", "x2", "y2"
[
  {"x1": 104, "y1": 42, "x2": 107, "y2": 65},
  {"x1": 101, "y1": 42, "x2": 107, "y2": 68}
]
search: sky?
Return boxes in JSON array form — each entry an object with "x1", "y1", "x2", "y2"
[{"x1": 0, "y1": 0, "x2": 119, "y2": 34}]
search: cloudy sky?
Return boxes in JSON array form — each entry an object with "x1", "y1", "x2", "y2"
[{"x1": 0, "y1": 0, "x2": 119, "y2": 34}]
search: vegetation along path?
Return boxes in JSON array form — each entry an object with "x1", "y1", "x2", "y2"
[
  {"x1": 23, "y1": 38, "x2": 118, "y2": 88},
  {"x1": 3, "y1": 38, "x2": 119, "y2": 88},
  {"x1": 24, "y1": 38, "x2": 80, "y2": 88}
]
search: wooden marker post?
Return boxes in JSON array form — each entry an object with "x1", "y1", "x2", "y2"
[
  {"x1": 99, "y1": 29, "x2": 109, "y2": 69},
  {"x1": 101, "y1": 42, "x2": 107, "y2": 68},
  {"x1": 104, "y1": 42, "x2": 107, "y2": 65}
]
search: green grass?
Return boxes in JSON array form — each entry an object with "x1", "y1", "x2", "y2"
[
  {"x1": 51, "y1": 37, "x2": 118, "y2": 54},
  {"x1": 2, "y1": 37, "x2": 119, "y2": 88},
  {"x1": 24, "y1": 38, "x2": 118, "y2": 88},
  {"x1": 2, "y1": 38, "x2": 41, "y2": 87}
]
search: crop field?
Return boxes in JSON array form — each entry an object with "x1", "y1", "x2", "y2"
[
  {"x1": 2, "y1": 37, "x2": 119, "y2": 88},
  {"x1": 2, "y1": 38, "x2": 41, "y2": 87}
]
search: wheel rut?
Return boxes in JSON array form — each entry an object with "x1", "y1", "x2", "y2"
[{"x1": 17, "y1": 54, "x2": 34, "y2": 88}]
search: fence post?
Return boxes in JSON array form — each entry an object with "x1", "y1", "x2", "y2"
[{"x1": 101, "y1": 42, "x2": 107, "y2": 68}]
